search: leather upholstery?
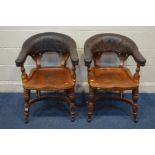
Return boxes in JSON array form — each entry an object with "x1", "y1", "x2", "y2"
[
  {"x1": 84, "y1": 33, "x2": 146, "y2": 66},
  {"x1": 15, "y1": 32, "x2": 79, "y2": 66}
]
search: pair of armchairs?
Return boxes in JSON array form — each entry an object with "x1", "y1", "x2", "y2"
[{"x1": 15, "y1": 32, "x2": 146, "y2": 123}]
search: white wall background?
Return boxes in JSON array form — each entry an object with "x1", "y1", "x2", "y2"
[{"x1": 0, "y1": 26, "x2": 154, "y2": 92}]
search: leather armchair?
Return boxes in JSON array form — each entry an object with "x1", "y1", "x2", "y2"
[
  {"x1": 84, "y1": 33, "x2": 146, "y2": 122},
  {"x1": 15, "y1": 32, "x2": 79, "y2": 123}
]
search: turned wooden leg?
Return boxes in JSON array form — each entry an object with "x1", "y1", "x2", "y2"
[
  {"x1": 36, "y1": 90, "x2": 41, "y2": 98},
  {"x1": 87, "y1": 87, "x2": 95, "y2": 122},
  {"x1": 120, "y1": 91, "x2": 124, "y2": 98},
  {"x1": 68, "y1": 88, "x2": 76, "y2": 122},
  {"x1": 24, "y1": 89, "x2": 30, "y2": 123},
  {"x1": 132, "y1": 88, "x2": 139, "y2": 123}
]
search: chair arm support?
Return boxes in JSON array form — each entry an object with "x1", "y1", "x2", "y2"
[{"x1": 20, "y1": 64, "x2": 28, "y2": 82}]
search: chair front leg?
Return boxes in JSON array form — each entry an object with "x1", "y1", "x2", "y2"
[
  {"x1": 132, "y1": 88, "x2": 139, "y2": 123},
  {"x1": 68, "y1": 88, "x2": 76, "y2": 122},
  {"x1": 24, "y1": 88, "x2": 30, "y2": 123},
  {"x1": 36, "y1": 90, "x2": 41, "y2": 98},
  {"x1": 87, "y1": 87, "x2": 95, "y2": 122},
  {"x1": 120, "y1": 91, "x2": 124, "y2": 98}
]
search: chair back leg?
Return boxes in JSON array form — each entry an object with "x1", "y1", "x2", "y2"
[
  {"x1": 68, "y1": 88, "x2": 76, "y2": 121},
  {"x1": 132, "y1": 88, "x2": 139, "y2": 123},
  {"x1": 87, "y1": 87, "x2": 95, "y2": 122},
  {"x1": 24, "y1": 89, "x2": 30, "y2": 123}
]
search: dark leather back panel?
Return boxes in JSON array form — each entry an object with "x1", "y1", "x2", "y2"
[
  {"x1": 16, "y1": 32, "x2": 79, "y2": 66},
  {"x1": 84, "y1": 33, "x2": 146, "y2": 66},
  {"x1": 23, "y1": 32, "x2": 71, "y2": 55}
]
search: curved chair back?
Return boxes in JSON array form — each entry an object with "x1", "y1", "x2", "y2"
[
  {"x1": 15, "y1": 32, "x2": 79, "y2": 67},
  {"x1": 84, "y1": 33, "x2": 146, "y2": 67}
]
